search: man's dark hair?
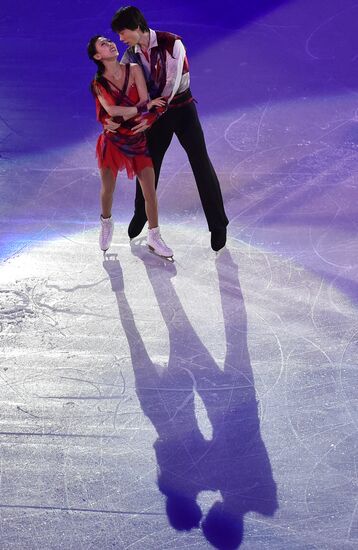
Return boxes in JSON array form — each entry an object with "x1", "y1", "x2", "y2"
[{"x1": 111, "y1": 6, "x2": 149, "y2": 33}]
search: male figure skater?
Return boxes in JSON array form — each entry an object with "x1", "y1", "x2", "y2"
[{"x1": 111, "y1": 6, "x2": 229, "y2": 251}]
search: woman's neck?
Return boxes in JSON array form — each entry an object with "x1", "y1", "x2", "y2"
[{"x1": 103, "y1": 59, "x2": 121, "y2": 78}]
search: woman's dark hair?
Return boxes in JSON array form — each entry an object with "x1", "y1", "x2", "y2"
[
  {"x1": 87, "y1": 35, "x2": 111, "y2": 95},
  {"x1": 111, "y1": 6, "x2": 149, "y2": 33}
]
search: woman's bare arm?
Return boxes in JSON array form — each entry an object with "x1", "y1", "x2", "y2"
[
  {"x1": 131, "y1": 64, "x2": 149, "y2": 104},
  {"x1": 96, "y1": 92, "x2": 137, "y2": 118}
]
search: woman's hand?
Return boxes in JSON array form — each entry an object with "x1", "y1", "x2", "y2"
[
  {"x1": 147, "y1": 97, "x2": 166, "y2": 110},
  {"x1": 132, "y1": 119, "x2": 151, "y2": 134},
  {"x1": 103, "y1": 118, "x2": 121, "y2": 133}
]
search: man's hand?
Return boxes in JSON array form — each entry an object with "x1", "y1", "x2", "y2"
[
  {"x1": 103, "y1": 118, "x2": 121, "y2": 133},
  {"x1": 132, "y1": 119, "x2": 150, "y2": 134}
]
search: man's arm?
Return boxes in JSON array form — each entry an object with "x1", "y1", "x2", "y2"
[{"x1": 162, "y1": 39, "x2": 186, "y2": 103}]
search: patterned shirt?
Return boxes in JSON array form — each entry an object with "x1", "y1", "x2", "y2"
[{"x1": 121, "y1": 29, "x2": 190, "y2": 103}]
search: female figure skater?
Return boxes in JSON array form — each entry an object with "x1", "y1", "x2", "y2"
[{"x1": 87, "y1": 35, "x2": 172, "y2": 257}]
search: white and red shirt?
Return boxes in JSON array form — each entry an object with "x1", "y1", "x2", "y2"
[{"x1": 121, "y1": 29, "x2": 190, "y2": 103}]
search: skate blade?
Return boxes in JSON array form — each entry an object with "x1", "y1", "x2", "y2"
[{"x1": 148, "y1": 245, "x2": 174, "y2": 262}]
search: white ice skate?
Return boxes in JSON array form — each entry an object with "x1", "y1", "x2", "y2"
[
  {"x1": 99, "y1": 215, "x2": 114, "y2": 252},
  {"x1": 147, "y1": 227, "x2": 173, "y2": 259}
]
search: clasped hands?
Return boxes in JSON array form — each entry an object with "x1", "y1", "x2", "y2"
[{"x1": 103, "y1": 97, "x2": 166, "y2": 134}]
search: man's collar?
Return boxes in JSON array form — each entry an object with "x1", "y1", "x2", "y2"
[{"x1": 134, "y1": 29, "x2": 157, "y2": 53}]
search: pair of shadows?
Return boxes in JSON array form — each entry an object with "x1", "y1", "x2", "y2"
[{"x1": 103, "y1": 246, "x2": 278, "y2": 549}]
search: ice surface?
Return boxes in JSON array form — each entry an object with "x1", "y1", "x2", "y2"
[{"x1": 1, "y1": 0, "x2": 357, "y2": 548}]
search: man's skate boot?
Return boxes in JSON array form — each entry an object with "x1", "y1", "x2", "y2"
[
  {"x1": 99, "y1": 215, "x2": 114, "y2": 252},
  {"x1": 147, "y1": 227, "x2": 173, "y2": 259},
  {"x1": 128, "y1": 212, "x2": 147, "y2": 239},
  {"x1": 210, "y1": 226, "x2": 227, "y2": 252}
]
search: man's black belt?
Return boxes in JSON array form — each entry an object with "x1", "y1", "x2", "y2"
[{"x1": 169, "y1": 88, "x2": 194, "y2": 108}]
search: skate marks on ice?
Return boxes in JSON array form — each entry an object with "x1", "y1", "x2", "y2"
[{"x1": 0, "y1": 225, "x2": 357, "y2": 548}]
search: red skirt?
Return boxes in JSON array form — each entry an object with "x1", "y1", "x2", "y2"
[{"x1": 96, "y1": 131, "x2": 153, "y2": 180}]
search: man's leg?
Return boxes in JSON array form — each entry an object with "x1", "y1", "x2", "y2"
[
  {"x1": 128, "y1": 113, "x2": 174, "y2": 239},
  {"x1": 174, "y1": 102, "x2": 228, "y2": 250}
]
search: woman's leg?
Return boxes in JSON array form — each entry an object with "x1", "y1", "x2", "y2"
[
  {"x1": 137, "y1": 166, "x2": 173, "y2": 257},
  {"x1": 99, "y1": 168, "x2": 116, "y2": 251},
  {"x1": 128, "y1": 113, "x2": 174, "y2": 239},
  {"x1": 100, "y1": 168, "x2": 117, "y2": 218},
  {"x1": 136, "y1": 166, "x2": 158, "y2": 229}
]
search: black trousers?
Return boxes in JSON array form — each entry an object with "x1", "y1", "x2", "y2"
[{"x1": 134, "y1": 100, "x2": 229, "y2": 231}]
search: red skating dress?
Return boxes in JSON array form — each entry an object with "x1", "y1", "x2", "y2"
[{"x1": 93, "y1": 64, "x2": 153, "y2": 179}]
